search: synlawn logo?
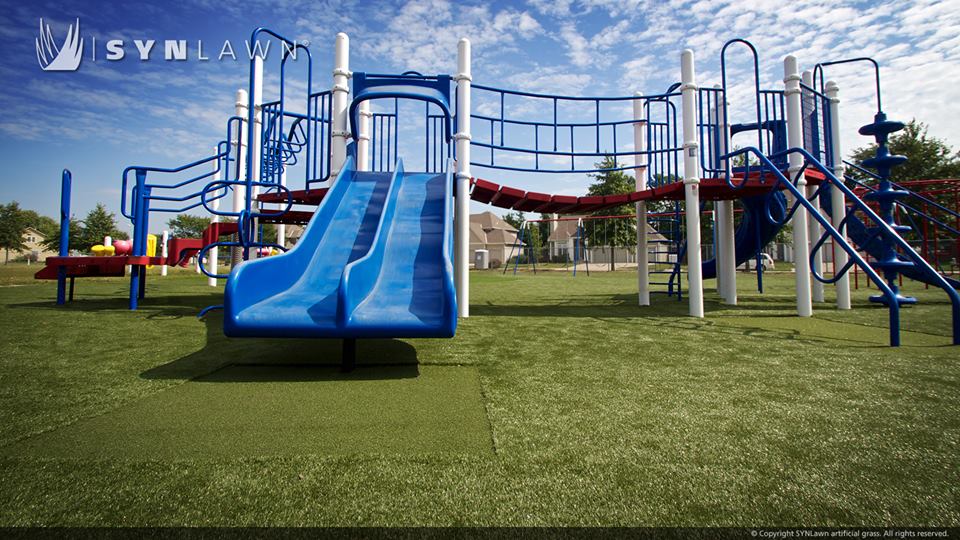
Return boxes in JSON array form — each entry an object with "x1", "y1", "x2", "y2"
[
  {"x1": 35, "y1": 18, "x2": 305, "y2": 72},
  {"x1": 36, "y1": 18, "x2": 83, "y2": 71}
]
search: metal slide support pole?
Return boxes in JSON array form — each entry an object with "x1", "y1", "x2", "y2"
[
  {"x1": 785, "y1": 55, "x2": 813, "y2": 317},
  {"x1": 716, "y1": 85, "x2": 737, "y2": 305},
  {"x1": 232, "y1": 89, "x2": 248, "y2": 267},
  {"x1": 681, "y1": 50, "x2": 704, "y2": 318},
  {"x1": 331, "y1": 33, "x2": 350, "y2": 179},
  {"x1": 357, "y1": 100, "x2": 371, "y2": 172},
  {"x1": 634, "y1": 93, "x2": 650, "y2": 306},
  {"x1": 249, "y1": 55, "x2": 264, "y2": 259},
  {"x1": 454, "y1": 38, "x2": 472, "y2": 318},
  {"x1": 826, "y1": 81, "x2": 851, "y2": 310},
  {"x1": 802, "y1": 70, "x2": 825, "y2": 303},
  {"x1": 56, "y1": 170, "x2": 71, "y2": 305}
]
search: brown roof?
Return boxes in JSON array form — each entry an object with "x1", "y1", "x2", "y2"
[
  {"x1": 470, "y1": 218, "x2": 522, "y2": 246},
  {"x1": 470, "y1": 211, "x2": 517, "y2": 232}
]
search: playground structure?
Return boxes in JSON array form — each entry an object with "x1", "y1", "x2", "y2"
[{"x1": 36, "y1": 28, "x2": 960, "y2": 349}]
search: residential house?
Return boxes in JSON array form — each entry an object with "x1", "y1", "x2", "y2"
[
  {"x1": 470, "y1": 211, "x2": 523, "y2": 266},
  {"x1": 17, "y1": 227, "x2": 58, "y2": 263}
]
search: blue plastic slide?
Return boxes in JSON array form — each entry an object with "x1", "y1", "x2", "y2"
[
  {"x1": 224, "y1": 156, "x2": 457, "y2": 339},
  {"x1": 701, "y1": 193, "x2": 786, "y2": 280}
]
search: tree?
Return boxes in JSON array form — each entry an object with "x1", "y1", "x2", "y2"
[
  {"x1": 167, "y1": 214, "x2": 212, "y2": 239},
  {"x1": 80, "y1": 204, "x2": 127, "y2": 248},
  {"x1": 0, "y1": 202, "x2": 27, "y2": 264},
  {"x1": 20, "y1": 210, "x2": 58, "y2": 239},
  {"x1": 849, "y1": 120, "x2": 960, "y2": 191},
  {"x1": 587, "y1": 156, "x2": 637, "y2": 271},
  {"x1": 260, "y1": 223, "x2": 278, "y2": 245},
  {"x1": 502, "y1": 211, "x2": 524, "y2": 231},
  {"x1": 41, "y1": 217, "x2": 85, "y2": 254}
]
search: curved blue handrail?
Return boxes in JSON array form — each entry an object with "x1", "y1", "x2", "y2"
[
  {"x1": 243, "y1": 27, "x2": 312, "y2": 253},
  {"x1": 720, "y1": 39, "x2": 765, "y2": 164},
  {"x1": 813, "y1": 57, "x2": 882, "y2": 114}
]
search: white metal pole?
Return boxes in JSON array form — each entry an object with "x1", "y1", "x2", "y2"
[
  {"x1": 785, "y1": 55, "x2": 813, "y2": 317},
  {"x1": 716, "y1": 85, "x2": 737, "y2": 304},
  {"x1": 331, "y1": 33, "x2": 350, "y2": 179},
  {"x1": 681, "y1": 50, "x2": 704, "y2": 318},
  {"x1": 208, "y1": 145, "x2": 220, "y2": 287},
  {"x1": 250, "y1": 56, "x2": 264, "y2": 259},
  {"x1": 633, "y1": 92, "x2": 650, "y2": 306},
  {"x1": 454, "y1": 38, "x2": 472, "y2": 318},
  {"x1": 232, "y1": 89, "x2": 248, "y2": 267},
  {"x1": 826, "y1": 80, "x2": 851, "y2": 310},
  {"x1": 357, "y1": 100, "x2": 371, "y2": 172},
  {"x1": 802, "y1": 70, "x2": 825, "y2": 303},
  {"x1": 160, "y1": 230, "x2": 168, "y2": 276},
  {"x1": 104, "y1": 235, "x2": 112, "y2": 248}
]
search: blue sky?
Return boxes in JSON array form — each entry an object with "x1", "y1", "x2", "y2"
[{"x1": 1, "y1": 0, "x2": 959, "y2": 233}]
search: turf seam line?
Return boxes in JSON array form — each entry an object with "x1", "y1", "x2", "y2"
[{"x1": 475, "y1": 371, "x2": 500, "y2": 456}]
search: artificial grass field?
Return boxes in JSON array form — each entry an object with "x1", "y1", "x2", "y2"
[{"x1": 0, "y1": 264, "x2": 957, "y2": 526}]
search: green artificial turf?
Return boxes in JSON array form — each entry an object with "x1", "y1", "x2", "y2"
[
  {"x1": 0, "y1": 266, "x2": 958, "y2": 526},
  {"x1": 6, "y1": 363, "x2": 492, "y2": 459}
]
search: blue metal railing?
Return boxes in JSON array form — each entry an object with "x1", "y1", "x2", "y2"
[
  {"x1": 720, "y1": 39, "x2": 765, "y2": 156},
  {"x1": 262, "y1": 91, "x2": 333, "y2": 189},
  {"x1": 813, "y1": 57, "x2": 882, "y2": 115},
  {"x1": 800, "y1": 82, "x2": 834, "y2": 166},
  {"x1": 371, "y1": 99, "x2": 399, "y2": 173},
  {"x1": 468, "y1": 83, "x2": 683, "y2": 176},
  {"x1": 722, "y1": 146, "x2": 960, "y2": 346}
]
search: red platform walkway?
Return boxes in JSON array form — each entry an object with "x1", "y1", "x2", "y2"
[{"x1": 256, "y1": 170, "x2": 825, "y2": 222}]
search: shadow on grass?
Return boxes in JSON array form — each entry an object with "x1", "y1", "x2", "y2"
[
  {"x1": 12, "y1": 293, "x2": 421, "y2": 381},
  {"x1": 141, "y1": 310, "x2": 419, "y2": 382}
]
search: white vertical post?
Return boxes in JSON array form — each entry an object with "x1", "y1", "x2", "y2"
[
  {"x1": 784, "y1": 55, "x2": 813, "y2": 317},
  {"x1": 680, "y1": 50, "x2": 704, "y2": 318},
  {"x1": 250, "y1": 56, "x2": 264, "y2": 259},
  {"x1": 715, "y1": 85, "x2": 737, "y2": 304},
  {"x1": 826, "y1": 80, "x2": 851, "y2": 310},
  {"x1": 232, "y1": 89, "x2": 248, "y2": 267},
  {"x1": 454, "y1": 38, "x2": 472, "y2": 318},
  {"x1": 357, "y1": 100, "x2": 371, "y2": 172},
  {"x1": 208, "y1": 145, "x2": 220, "y2": 287},
  {"x1": 802, "y1": 70, "x2": 825, "y2": 303},
  {"x1": 633, "y1": 92, "x2": 650, "y2": 306},
  {"x1": 160, "y1": 230, "x2": 168, "y2": 276},
  {"x1": 331, "y1": 33, "x2": 350, "y2": 178}
]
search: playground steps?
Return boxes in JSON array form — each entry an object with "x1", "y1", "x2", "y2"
[
  {"x1": 647, "y1": 209, "x2": 684, "y2": 300},
  {"x1": 167, "y1": 221, "x2": 239, "y2": 267}
]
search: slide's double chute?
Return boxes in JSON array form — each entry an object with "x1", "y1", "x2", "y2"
[{"x1": 224, "y1": 157, "x2": 457, "y2": 339}]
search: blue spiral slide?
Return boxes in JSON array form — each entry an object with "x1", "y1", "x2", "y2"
[{"x1": 223, "y1": 156, "x2": 457, "y2": 339}]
